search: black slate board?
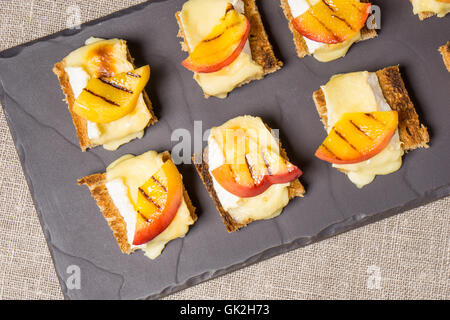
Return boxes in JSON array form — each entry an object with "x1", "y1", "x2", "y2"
[{"x1": 0, "y1": 0, "x2": 449, "y2": 299}]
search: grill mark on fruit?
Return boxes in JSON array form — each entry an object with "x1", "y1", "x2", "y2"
[
  {"x1": 349, "y1": 120, "x2": 373, "y2": 140},
  {"x1": 138, "y1": 188, "x2": 162, "y2": 212},
  {"x1": 137, "y1": 210, "x2": 154, "y2": 223},
  {"x1": 322, "y1": 144, "x2": 342, "y2": 161},
  {"x1": 99, "y1": 78, "x2": 133, "y2": 94},
  {"x1": 225, "y1": 3, "x2": 233, "y2": 13},
  {"x1": 332, "y1": 15, "x2": 354, "y2": 31},
  {"x1": 364, "y1": 113, "x2": 383, "y2": 125},
  {"x1": 83, "y1": 88, "x2": 120, "y2": 106},
  {"x1": 310, "y1": 14, "x2": 339, "y2": 42},
  {"x1": 127, "y1": 72, "x2": 141, "y2": 78},
  {"x1": 203, "y1": 22, "x2": 241, "y2": 42},
  {"x1": 151, "y1": 176, "x2": 167, "y2": 193},
  {"x1": 333, "y1": 129, "x2": 361, "y2": 154},
  {"x1": 261, "y1": 152, "x2": 273, "y2": 176},
  {"x1": 322, "y1": 0, "x2": 354, "y2": 31}
]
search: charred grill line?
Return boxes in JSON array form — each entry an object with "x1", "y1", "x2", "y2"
[
  {"x1": 127, "y1": 72, "x2": 141, "y2": 78},
  {"x1": 332, "y1": 15, "x2": 354, "y2": 30},
  {"x1": 311, "y1": 14, "x2": 338, "y2": 41},
  {"x1": 364, "y1": 113, "x2": 383, "y2": 125},
  {"x1": 333, "y1": 129, "x2": 361, "y2": 154},
  {"x1": 83, "y1": 88, "x2": 120, "y2": 106},
  {"x1": 349, "y1": 120, "x2": 373, "y2": 140},
  {"x1": 203, "y1": 22, "x2": 241, "y2": 42},
  {"x1": 138, "y1": 210, "x2": 153, "y2": 223},
  {"x1": 138, "y1": 188, "x2": 162, "y2": 212},
  {"x1": 99, "y1": 78, "x2": 133, "y2": 94},
  {"x1": 151, "y1": 176, "x2": 167, "y2": 193},
  {"x1": 321, "y1": 1, "x2": 354, "y2": 31},
  {"x1": 322, "y1": 144, "x2": 343, "y2": 160}
]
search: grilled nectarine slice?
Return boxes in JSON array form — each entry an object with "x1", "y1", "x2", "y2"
[
  {"x1": 133, "y1": 159, "x2": 183, "y2": 245},
  {"x1": 292, "y1": 0, "x2": 371, "y2": 44},
  {"x1": 181, "y1": 8, "x2": 250, "y2": 73},
  {"x1": 73, "y1": 65, "x2": 150, "y2": 123},
  {"x1": 211, "y1": 127, "x2": 302, "y2": 198},
  {"x1": 315, "y1": 111, "x2": 398, "y2": 164}
]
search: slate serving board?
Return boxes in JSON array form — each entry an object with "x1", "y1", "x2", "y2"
[{"x1": 0, "y1": 0, "x2": 449, "y2": 299}]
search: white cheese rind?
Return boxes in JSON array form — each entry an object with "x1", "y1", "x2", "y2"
[
  {"x1": 106, "y1": 178, "x2": 137, "y2": 247},
  {"x1": 64, "y1": 66, "x2": 102, "y2": 140}
]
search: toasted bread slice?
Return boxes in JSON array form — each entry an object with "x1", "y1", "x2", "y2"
[
  {"x1": 53, "y1": 43, "x2": 157, "y2": 151},
  {"x1": 175, "y1": 0, "x2": 283, "y2": 97},
  {"x1": 417, "y1": 11, "x2": 435, "y2": 20},
  {"x1": 193, "y1": 123, "x2": 305, "y2": 233},
  {"x1": 312, "y1": 66, "x2": 429, "y2": 152},
  {"x1": 78, "y1": 151, "x2": 197, "y2": 254},
  {"x1": 439, "y1": 41, "x2": 450, "y2": 72},
  {"x1": 280, "y1": 0, "x2": 377, "y2": 59}
]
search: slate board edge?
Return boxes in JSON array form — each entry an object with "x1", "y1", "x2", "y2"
[
  {"x1": 145, "y1": 184, "x2": 449, "y2": 300},
  {"x1": 0, "y1": 0, "x2": 162, "y2": 59},
  {"x1": 0, "y1": 0, "x2": 449, "y2": 300}
]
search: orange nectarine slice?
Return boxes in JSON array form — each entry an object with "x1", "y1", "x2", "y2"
[
  {"x1": 315, "y1": 111, "x2": 398, "y2": 164},
  {"x1": 292, "y1": 0, "x2": 371, "y2": 44},
  {"x1": 133, "y1": 159, "x2": 183, "y2": 245},
  {"x1": 181, "y1": 8, "x2": 250, "y2": 73},
  {"x1": 73, "y1": 65, "x2": 150, "y2": 123}
]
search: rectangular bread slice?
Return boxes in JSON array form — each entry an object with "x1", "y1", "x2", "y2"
[
  {"x1": 312, "y1": 65, "x2": 430, "y2": 151},
  {"x1": 439, "y1": 41, "x2": 450, "y2": 72},
  {"x1": 78, "y1": 151, "x2": 197, "y2": 254},
  {"x1": 280, "y1": 0, "x2": 377, "y2": 59},
  {"x1": 193, "y1": 123, "x2": 305, "y2": 233},
  {"x1": 53, "y1": 44, "x2": 158, "y2": 151},
  {"x1": 175, "y1": 0, "x2": 283, "y2": 94}
]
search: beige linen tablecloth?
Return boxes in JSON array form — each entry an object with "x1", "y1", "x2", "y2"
[{"x1": 0, "y1": 0, "x2": 448, "y2": 300}]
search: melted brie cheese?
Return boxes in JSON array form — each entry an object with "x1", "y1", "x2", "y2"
[
  {"x1": 207, "y1": 116, "x2": 291, "y2": 224},
  {"x1": 63, "y1": 37, "x2": 151, "y2": 150},
  {"x1": 287, "y1": 0, "x2": 363, "y2": 62},
  {"x1": 411, "y1": 0, "x2": 450, "y2": 17},
  {"x1": 322, "y1": 71, "x2": 404, "y2": 188},
  {"x1": 105, "y1": 151, "x2": 195, "y2": 260},
  {"x1": 179, "y1": 0, "x2": 263, "y2": 98}
]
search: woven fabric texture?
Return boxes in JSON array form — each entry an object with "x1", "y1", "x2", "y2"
[{"x1": 0, "y1": 0, "x2": 448, "y2": 300}]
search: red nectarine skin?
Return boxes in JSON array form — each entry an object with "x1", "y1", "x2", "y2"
[
  {"x1": 212, "y1": 163, "x2": 302, "y2": 198},
  {"x1": 315, "y1": 129, "x2": 395, "y2": 164},
  {"x1": 315, "y1": 111, "x2": 398, "y2": 165}
]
